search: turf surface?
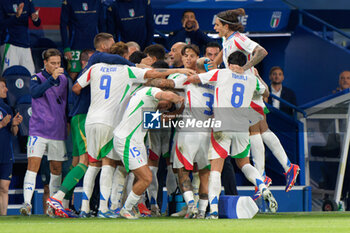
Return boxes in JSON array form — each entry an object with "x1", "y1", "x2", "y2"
[{"x1": 1, "y1": 212, "x2": 350, "y2": 233}]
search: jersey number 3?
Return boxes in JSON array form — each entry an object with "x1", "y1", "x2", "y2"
[
  {"x1": 231, "y1": 83, "x2": 245, "y2": 108},
  {"x1": 100, "y1": 75, "x2": 111, "y2": 99}
]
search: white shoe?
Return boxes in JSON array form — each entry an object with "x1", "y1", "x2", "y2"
[
  {"x1": 197, "y1": 210, "x2": 206, "y2": 219},
  {"x1": 184, "y1": 205, "x2": 198, "y2": 219},
  {"x1": 262, "y1": 188, "x2": 278, "y2": 213},
  {"x1": 20, "y1": 203, "x2": 32, "y2": 216},
  {"x1": 120, "y1": 207, "x2": 139, "y2": 220},
  {"x1": 170, "y1": 206, "x2": 187, "y2": 217},
  {"x1": 205, "y1": 211, "x2": 218, "y2": 219}
]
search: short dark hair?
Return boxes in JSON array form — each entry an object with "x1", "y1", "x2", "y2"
[
  {"x1": 181, "y1": 44, "x2": 200, "y2": 56},
  {"x1": 93, "y1": 32, "x2": 114, "y2": 49},
  {"x1": 0, "y1": 77, "x2": 6, "y2": 85},
  {"x1": 216, "y1": 8, "x2": 245, "y2": 32},
  {"x1": 228, "y1": 51, "x2": 246, "y2": 67},
  {"x1": 151, "y1": 60, "x2": 169, "y2": 69},
  {"x1": 182, "y1": 10, "x2": 195, "y2": 19},
  {"x1": 144, "y1": 44, "x2": 166, "y2": 61},
  {"x1": 80, "y1": 49, "x2": 95, "y2": 63},
  {"x1": 43, "y1": 48, "x2": 61, "y2": 61},
  {"x1": 110, "y1": 42, "x2": 129, "y2": 57},
  {"x1": 129, "y1": 51, "x2": 147, "y2": 64},
  {"x1": 269, "y1": 66, "x2": 283, "y2": 76},
  {"x1": 205, "y1": 41, "x2": 222, "y2": 51}
]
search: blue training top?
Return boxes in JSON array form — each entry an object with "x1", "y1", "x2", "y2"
[
  {"x1": 107, "y1": 0, "x2": 154, "y2": 50},
  {"x1": 0, "y1": 0, "x2": 41, "y2": 48},
  {"x1": 60, "y1": 0, "x2": 104, "y2": 52},
  {"x1": 0, "y1": 99, "x2": 14, "y2": 163}
]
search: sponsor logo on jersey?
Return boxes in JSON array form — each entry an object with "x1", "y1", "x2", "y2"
[
  {"x1": 13, "y1": 4, "x2": 18, "y2": 13},
  {"x1": 82, "y1": 3, "x2": 88, "y2": 11},
  {"x1": 143, "y1": 110, "x2": 161, "y2": 129},
  {"x1": 270, "y1": 11, "x2": 281, "y2": 28},
  {"x1": 129, "y1": 8, "x2": 135, "y2": 17}
]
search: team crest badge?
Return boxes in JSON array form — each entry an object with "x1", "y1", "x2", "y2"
[
  {"x1": 129, "y1": 8, "x2": 135, "y2": 17},
  {"x1": 0, "y1": 112, "x2": 3, "y2": 120},
  {"x1": 82, "y1": 3, "x2": 88, "y2": 11},
  {"x1": 270, "y1": 11, "x2": 282, "y2": 28},
  {"x1": 15, "y1": 79, "x2": 24, "y2": 89},
  {"x1": 13, "y1": 4, "x2": 18, "y2": 13},
  {"x1": 28, "y1": 107, "x2": 32, "y2": 117}
]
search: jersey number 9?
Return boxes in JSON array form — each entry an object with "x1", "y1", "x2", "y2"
[{"x1": 100, "y1": 75, "x2": 111, "y2": 99}]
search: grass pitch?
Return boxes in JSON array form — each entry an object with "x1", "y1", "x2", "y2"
[{"x1": 1, "y1": 212, "x2": 350, "y2": 233}]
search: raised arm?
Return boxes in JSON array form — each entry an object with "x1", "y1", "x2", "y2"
[
  {"x1": 242, "y1": 45, "x2": 268, "y2": 71},
  {"x1": 144, "y1": 79, "x2": 175, "y2": 88},
  {"x1": 254, "y1": 68, "x2": 269, "y2": 98},
  {"x1": 72, "y1": 82, "x2": 82, "y2": 95},
  {"x1": 144, "y1": 68, "x2": 196, "y2": 79},
  {"x1": 60, "y1": 1, "x2": 71, "y2": 58},
  {"x1": 155, "y1": 91, "x2": 184, "y2": 105},
  {"x1": 209, "y1": 50, "x2": 223, "y2": 70}
]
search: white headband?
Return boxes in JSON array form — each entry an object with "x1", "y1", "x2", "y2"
[{"x1": 216, "y1": 16, "x2": 241, "y2": 25}]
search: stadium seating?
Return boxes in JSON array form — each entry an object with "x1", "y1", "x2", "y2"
[
  {"x1": 2, "y1": 66, "x2": 31, "y2": 107},
  {"x1": 3, "y1": 65, "x2": 31, "y2": 77},
  {"x1": 15, "y1": 101, "x2": 31, "y2": 137}
]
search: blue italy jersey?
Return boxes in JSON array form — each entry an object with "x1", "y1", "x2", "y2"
[
  {"x1": 69, "y1": 51, "x2": 135, "y2": 117},
  {"x1": 107, "y1": 0, "x2": 154, "y2": 50},
  {"x1": 0, "y1": 99, "x2": 14, "y2": 163},
  {"x1": 0, "y1": 0, "x2": 41, "y2": 48},
  {"x1": 60, "y1": 0, "x2": 104, "y2": 52}
]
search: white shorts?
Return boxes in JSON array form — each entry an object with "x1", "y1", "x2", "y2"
[
  {"x1": 208, "y1": 131, "x2": 250, "y2": 160},
  {"x1": 113, "y1": 136, "x2": 147, "y2": 172},
  {"x1": 169, "y1": 130, "x2": 179, "y2": 164},
  {"x1": 173, "y1": 131, "x2": 210, "y2": 170},
  {"x1": 85, "y1": 123, "x2": 117, "y2": 161},
  {"x1": 0, "y1": 44, "x2": 35, "y2": 75},
  {"x1": 27, "y1": 136, "x2": 67, "y2": 161},
  {"x1": 250, "y1": 96, "x2": 269, "y2": 118},
  {"x1": 149, "y1": 128, "x2": 172, "y2": 160}
]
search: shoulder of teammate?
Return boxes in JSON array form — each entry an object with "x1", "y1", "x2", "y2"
[
  {"x1": 167, "y1": 73, "x2": 187, "y2": 88},
  {"x1": 148, "y1": 86, "x2": 162, "y2": 98},
  {"x1": 31, "y1": 74, "x2": 40, "y2": 82},
  {"x1": 198, "y1": 69, "x2": 222, "y2": 83},
  {"x1": 77, "y1": 64, "x2": 99, "y2": 87},
  {"x1": 129, "y1": 66, "x2": 151, "y2": 80},
  {"x1": 233, "y1": 32, "x2": 258, "y2": 52}
]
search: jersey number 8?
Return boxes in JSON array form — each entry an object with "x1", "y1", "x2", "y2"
[{"x1": 231, "y1": 83, "x2": 245, "y2": 108}]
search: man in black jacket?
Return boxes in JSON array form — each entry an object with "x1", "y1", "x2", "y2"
[{"x1": 268, "y1": 66, "x2": 297, "y2": 116}]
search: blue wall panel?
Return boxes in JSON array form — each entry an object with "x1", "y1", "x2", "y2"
[{"x1": 284, "y1": 25, "x2": 350, "y2": 105}]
